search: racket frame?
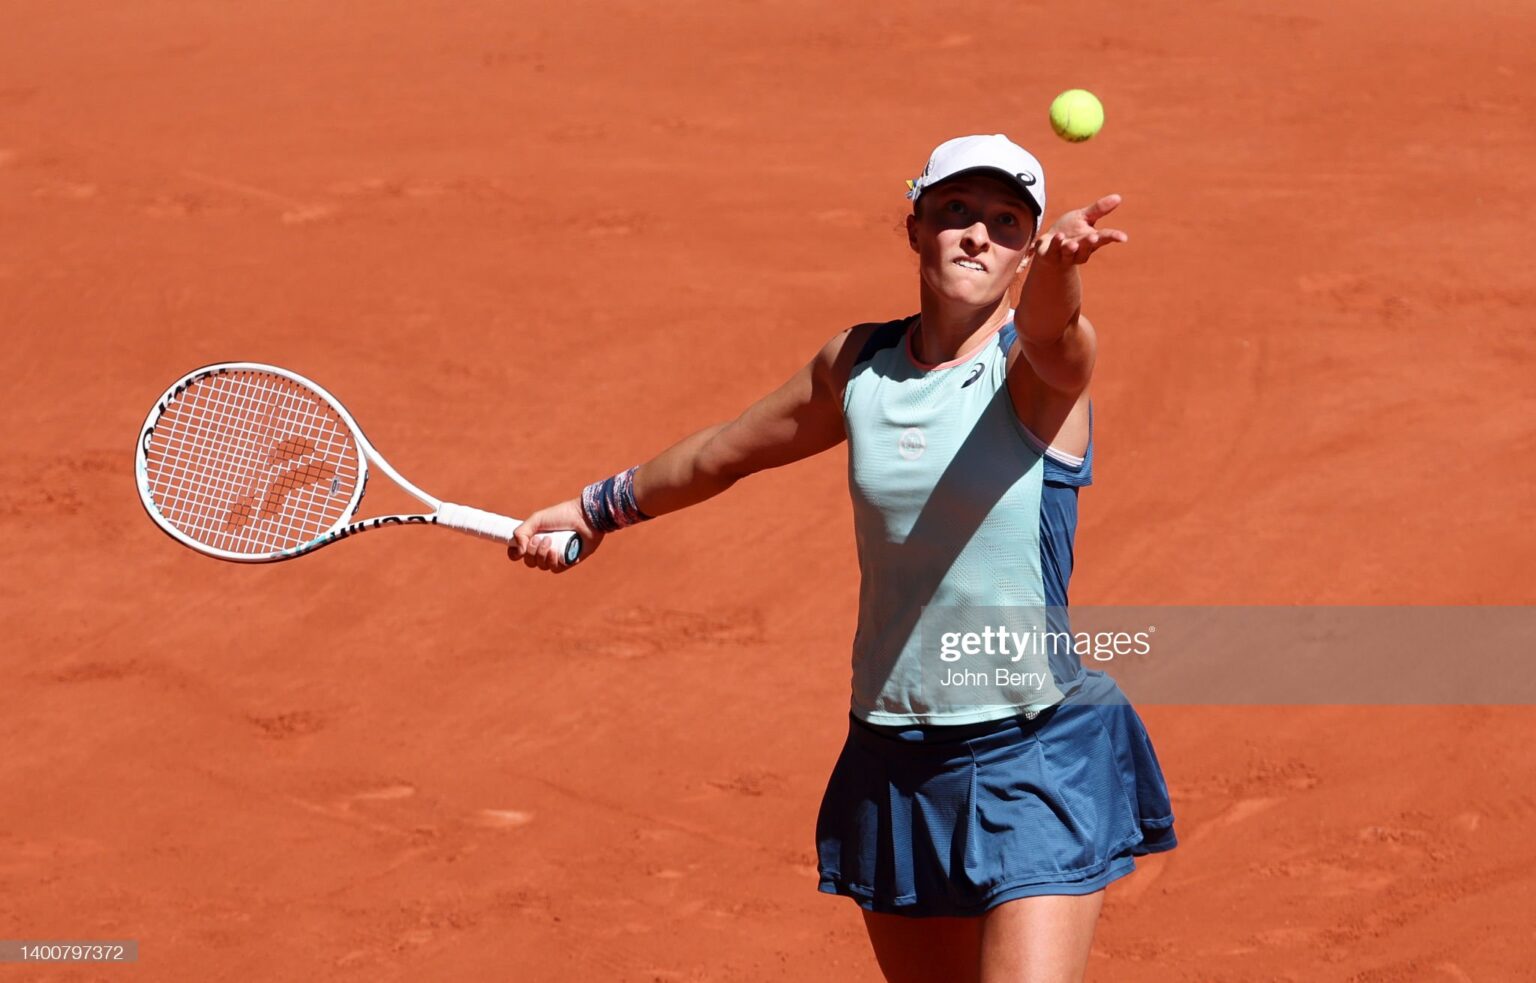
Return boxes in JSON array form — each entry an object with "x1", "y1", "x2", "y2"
[{"x1": 135, "y1": 362, "x2": 574, "y2": 564}]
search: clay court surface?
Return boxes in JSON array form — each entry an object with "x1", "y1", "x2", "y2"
[{"x1": 4, "y1": 0, "x2": 1535, "y2": 979}]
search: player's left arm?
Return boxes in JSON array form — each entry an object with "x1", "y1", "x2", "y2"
[{"x1": 1012, "y1": 194, "x2": 1126, "y2": 394}]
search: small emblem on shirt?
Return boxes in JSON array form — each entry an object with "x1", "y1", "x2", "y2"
[
  {"x1": 961, "y1": 362, "x2": 985, "y2": 388},
  {"x1": 897, "y1": 427, "x2": 926, "y2": 461}
]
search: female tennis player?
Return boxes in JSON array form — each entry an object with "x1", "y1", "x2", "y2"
[{"x1": 509, "y1": 134, "x2": 1177, "y2": 983}]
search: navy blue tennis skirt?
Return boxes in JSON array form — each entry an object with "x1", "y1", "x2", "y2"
[{"x1": 815, "y1": 674, "x2": 1177, "y2": 917}]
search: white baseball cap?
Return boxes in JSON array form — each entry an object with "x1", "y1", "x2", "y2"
[{"x1": 906, "y1": 134, "x2": 1046, "y2": 224}]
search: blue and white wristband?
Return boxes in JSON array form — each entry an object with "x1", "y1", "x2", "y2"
[{"x1": 580, "y1": 466, "x2": 652, "y2": 534}]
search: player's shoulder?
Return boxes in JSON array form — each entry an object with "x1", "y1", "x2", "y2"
[
  {"x1": 812, "y1": 315, "x2": 913, "y2": 400},
  {"x1": 820, "y1": 315, "x2": 913, "y2": 371}
]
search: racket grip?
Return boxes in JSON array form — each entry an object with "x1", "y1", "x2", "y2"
[{"x1": 437, "y1": 502, "x2": 582, "y2": 564}]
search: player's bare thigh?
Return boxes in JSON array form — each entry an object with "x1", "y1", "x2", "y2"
[
  {"x1": 861, "y1": 911, "x2": 982, "y2": 983},
  {"x1": 861, "y1": 891, "x2": 1105, "y2": 983},
  {"x1": 980, "y1": 891, "x2": 1105, "y2": 982}
]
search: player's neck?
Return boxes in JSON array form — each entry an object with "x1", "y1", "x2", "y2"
[{"x1": 912, "y1": 294, "x2": 1012, "y2": 366}]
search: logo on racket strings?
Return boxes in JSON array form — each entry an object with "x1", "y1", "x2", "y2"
[{"x1": 225, "y1": 435, "x2": 339, "y2": 531}]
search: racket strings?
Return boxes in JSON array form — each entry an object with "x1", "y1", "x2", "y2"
[{"x1": 144, "y1": 370, "x2": 361, "y2": 555}]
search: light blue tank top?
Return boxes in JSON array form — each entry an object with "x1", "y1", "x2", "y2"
[{"x1": 842, "y1": 315, "x2": 1093, "y2": 726}]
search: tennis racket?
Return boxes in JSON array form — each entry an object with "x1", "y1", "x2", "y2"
[{"x1": 135, "y1": 362, "x2": 581, "y2": 564}]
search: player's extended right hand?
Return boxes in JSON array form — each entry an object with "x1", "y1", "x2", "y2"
[{"x1": 509, "y1": 498, "x2": 601, "y2": 573}]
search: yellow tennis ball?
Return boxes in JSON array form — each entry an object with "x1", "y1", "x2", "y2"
[{"x1": 1049, "y1": 89, "x2": 1104, "y2": 142}]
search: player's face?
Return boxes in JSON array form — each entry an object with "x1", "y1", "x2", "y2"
[{"x1": 907, "y1": 174, "x2": 1036, "y2": 308}]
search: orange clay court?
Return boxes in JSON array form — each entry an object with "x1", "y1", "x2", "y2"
[{"x1": 3, "y1": 1, "x2": 1535, "y2": 980}]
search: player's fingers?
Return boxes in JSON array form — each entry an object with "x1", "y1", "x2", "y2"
[
  {"x1": 509, "y1": 515, "x2": 542, "y2": 560},
  {"x1": 526, "y1": 534, "x2": 552, "y2": 570},
  {"x1": 1082, "y1": 194, "x2": 1122, "y2": 225},
  {"x1": 536, "y1": 534, "x2": 569, "y2": 572},
  {"x1": 1083, "y1": 232, "x2": 1128, "y2": 262}
]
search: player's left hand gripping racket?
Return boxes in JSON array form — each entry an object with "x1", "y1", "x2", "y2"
[{"x1": 135, "y1": 362, "x2": 581, "y2": 564}]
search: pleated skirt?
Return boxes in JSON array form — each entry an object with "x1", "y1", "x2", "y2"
[{"x1": 815, "y1": 672, "x2": 1177, "y2": 917}]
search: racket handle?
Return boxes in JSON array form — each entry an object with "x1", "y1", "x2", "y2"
[{"x1": 437, "y1": 502, "x2": 582, "y2": 564}]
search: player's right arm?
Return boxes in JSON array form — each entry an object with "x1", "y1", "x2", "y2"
[{"x1": 509, "y1": 324, "x2": 876, "y2": 571}]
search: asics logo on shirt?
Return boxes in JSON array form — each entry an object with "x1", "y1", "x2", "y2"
[{"x1": 961, "y1": 362, "x2": 985, "y2": 388}]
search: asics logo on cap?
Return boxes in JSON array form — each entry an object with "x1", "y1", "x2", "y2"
[{"x1": 1016, "y1": 171, "x2": 1037, "y2": 186}]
